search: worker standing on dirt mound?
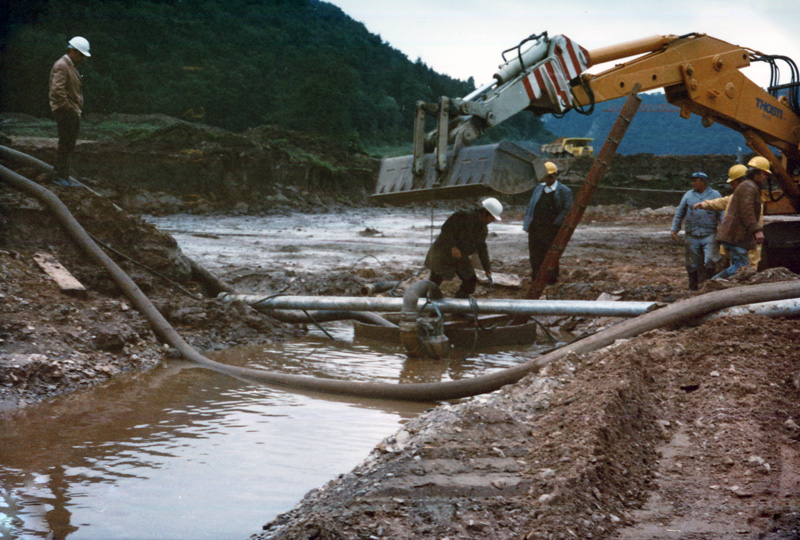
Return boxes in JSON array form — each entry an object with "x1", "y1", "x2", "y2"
[
  {"x1": 670, "y1": 171, "x2": 723, "y2": 290},
  {"x1": 692, "y1": 164, "x2": 762, "y2": 269},
  {"x1": 712, "y1": 157, "x2": 769, "y2": 280},
  {"x1": 424, "y1": 198, "x2": 502, "y2": 298},
  {"x1": 49, "y1": 36, "x2": 90, "y2": 186},
  {"x1": 522, "y1": 161, "x2": 573, "y2": 284}
]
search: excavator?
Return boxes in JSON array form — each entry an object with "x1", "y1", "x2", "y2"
[{"x1": 374, "y1": 32, "x2": 800, "y2": 271}]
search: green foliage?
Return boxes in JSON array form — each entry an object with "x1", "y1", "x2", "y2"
[{"x1": 2, "y1": 0, "x2": 535, "y2": 149}]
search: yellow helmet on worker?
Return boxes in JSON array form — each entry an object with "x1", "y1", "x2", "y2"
[
  {"x1": 544, "y1": 161, "x2": 558, "y2": 175},
  {"x1": 748, "y1": 156, "x2": 770, "y2": 173},
  {"x1": 727, "y1": 164, "x2": 747, "y2": 183}
]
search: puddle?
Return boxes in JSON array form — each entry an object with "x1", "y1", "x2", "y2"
[
  {"x1": 0, "y1": 320, "x2": 550, "y2": 539},
  {"x1": 0, "y1": 211, "x2": 565, "y2": 538}
]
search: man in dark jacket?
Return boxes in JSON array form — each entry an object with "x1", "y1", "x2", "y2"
[
  {"x1": 522, "y1": 161, "x2": 573, "y2": 283},
  {"x1": 425, "y1": 198, "x2": 502, "y2": 298},
  {"x1": 49, "y1": 36, "x2": 90, "y2": 186},
  {"x1": 712, "y1": 156, "x2": 768, "y2": 280}
]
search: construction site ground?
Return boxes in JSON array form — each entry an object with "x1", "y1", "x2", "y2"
[{"x1": 1, "y1": 131, "x2": 799, "y2": 539}]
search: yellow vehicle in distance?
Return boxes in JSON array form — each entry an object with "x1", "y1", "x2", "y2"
[{"x1": 541, "y1": 137, "x2": 594, "y2": 157}]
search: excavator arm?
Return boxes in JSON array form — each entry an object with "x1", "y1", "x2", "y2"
[
  {"x1": 375, "y1": 31, "x2": 800, "y2": 213},
  {"x1": 572, "y1": 33, "x2": 800, "y2": 212}
]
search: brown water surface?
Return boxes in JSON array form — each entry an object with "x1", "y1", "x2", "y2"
[{"x1": 0, "y1": 318, "x2": 545, "y2": 539}]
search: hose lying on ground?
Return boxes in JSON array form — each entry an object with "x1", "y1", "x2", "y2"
[
  {"x1": 0, "y1": 144, "x2": 121, "y2": 209},
  {"x1": 0, "y1": 144, "x2": 236, "y2": 299},
  {"x1": 3, "y1": 161, "x2": 800, "y2": 401}
]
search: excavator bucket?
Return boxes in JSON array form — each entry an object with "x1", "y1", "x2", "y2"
[{"x1": 373, "y1": 140, "x2": 548, "y2": 204}]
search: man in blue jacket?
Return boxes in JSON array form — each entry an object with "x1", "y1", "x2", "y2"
[
  {"x1": 522, "y1": 162, "x2": 573, "y2": 283},
  {"x1": 670, "y1": 171, "x2": 723, "y2": 289}
]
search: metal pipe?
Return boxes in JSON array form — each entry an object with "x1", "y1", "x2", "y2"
[
  {"x1": 701, "y1": 298, "x2": 800, "y2": 321},
  {"x1": 218, "y1": 293, "x2": 658, "y2": 318},
  {"x1": 587, "y1": 34, "x2": 676, "y2": 68},
  {"x1": 359, "y1": 281, "x2": 400, "y2": 296}
]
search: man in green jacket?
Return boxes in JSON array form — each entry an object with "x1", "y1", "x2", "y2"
[
  {"x1": 49, "y1": 36, "x2": 91, "y2": 186},
  {"x1": 425, "y1": 198, "x2": 502, "y2": 298}
]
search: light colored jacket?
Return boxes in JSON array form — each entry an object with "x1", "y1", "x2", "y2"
[
  {"x1": 671, "y1": 186, "x2": 723, "y2": 237},
  {"x1": 49, "y1": 55, "x2": 83, "y2": 115},
  {"x1": 695, "y1": 195, "x2": 731, "y2": 212}
]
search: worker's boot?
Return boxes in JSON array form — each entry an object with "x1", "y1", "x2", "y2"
[
  {"x1": 455, "y1": 276, "x2": 478, "y2": 299},
  {"x1": 687, "y1": 270, "x2": 699, "y2": 291},
  {"x1": 701, "y1": 265, "x2": 716, "y2": 285}
]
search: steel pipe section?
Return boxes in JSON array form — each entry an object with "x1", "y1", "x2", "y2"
[
  {"x1": 218, "y1": 293, "x2": 659, "y2": 318},
  {"x1": 701, "y1": 298, "x2": 800, "y2": 321}
]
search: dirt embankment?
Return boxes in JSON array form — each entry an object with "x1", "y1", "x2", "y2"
[
  {"x1": 0, "y1": 178, "x2": 312, "y2": 411},
  {"x1": 6, "y1": 118, "x2": 378, "y2": 216},
  {"x1": 257, "y1": 316, "x2": 800, "y2": 540}
]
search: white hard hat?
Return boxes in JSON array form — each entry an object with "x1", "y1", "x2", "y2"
[
  {"x1": 481, "y1": 197, "x2": 503, "y2": 221},
  {"x1": 68, "y1": 36, "x2": 91, "y2": 57}
]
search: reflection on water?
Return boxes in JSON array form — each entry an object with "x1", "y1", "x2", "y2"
[
  {"x1": 0, "y1": 322, "x2": 546, "y2": 539},
  {"x1": 145, "y1": 209, "x2": 528, "y2": 277}
]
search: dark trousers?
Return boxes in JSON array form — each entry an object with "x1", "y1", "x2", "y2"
[
  {"x1": 54, "y1": 108, "x2": 80, "y2": 180},
  {"x1": 429, "y1": 269, "x2": 478, "y2": 299},
  {"x1": 528, "y1": 225, "x2": 559, "y2": 283}
]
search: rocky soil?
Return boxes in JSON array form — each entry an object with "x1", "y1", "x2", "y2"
[
  {"x1": 1, "y1": 126, "x2": 799, "y2": 540},
  {"x1": 256, "y1": 314, "x2": 800, "y2": 540}
]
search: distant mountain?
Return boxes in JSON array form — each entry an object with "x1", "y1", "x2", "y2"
[{"x1": 540, "y1": 92, "x2": 747, "y2": 155}]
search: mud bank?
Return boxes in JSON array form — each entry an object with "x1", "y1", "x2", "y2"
[
  {"x1": 256, "y1": 316, "x2": 800, "y2": 540},
  {"x1": 4, "y1": 116, "x2": 377, "y2": 215},
  {"x1": 0, "y1": 182, "x2": 306, "y2": 411}
]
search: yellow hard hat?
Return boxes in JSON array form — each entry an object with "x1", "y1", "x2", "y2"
[
  {"x1": 544, "y1": 161, "x2": 558, "y2": 175},
  {"x1": 747, "y1": 156, "x2": 771, "y2": 173},
  {"x1": 727, "y1": 164, "x2": 747, "y2": 183}
]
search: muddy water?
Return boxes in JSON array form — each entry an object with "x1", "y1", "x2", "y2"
[
  {"x1": 0, "y1": 324, "x2": 544, "y2": 540},
  {"x1": 1, "y1": 209, "x2": 554, "y2": 539},
  {"x1": 145, "y1": 207, "x2": 532, "y2": 276}
]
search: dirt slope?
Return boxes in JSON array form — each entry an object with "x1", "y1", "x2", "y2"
[
  {"x1": 256, "y1": 316, "x2": 800, "y2": 540},
  {"x1": 0, "y1": 180, "x2": 306, "y2": 411}
]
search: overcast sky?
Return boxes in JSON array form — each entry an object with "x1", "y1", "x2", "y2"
[{"x1": 327, "y1": 0, "x2": 800, "y2": 90}]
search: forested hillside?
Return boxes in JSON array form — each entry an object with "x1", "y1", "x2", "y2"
[
  {"x1": 541, "y1": 92, "x2": 748, "y2": 155},
  {"x1": 0, "y1": 0, "x2": 547, "y2": 148},
  {"x1": 1, "y1": 1, "x2": 763, "y2": 154}
]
